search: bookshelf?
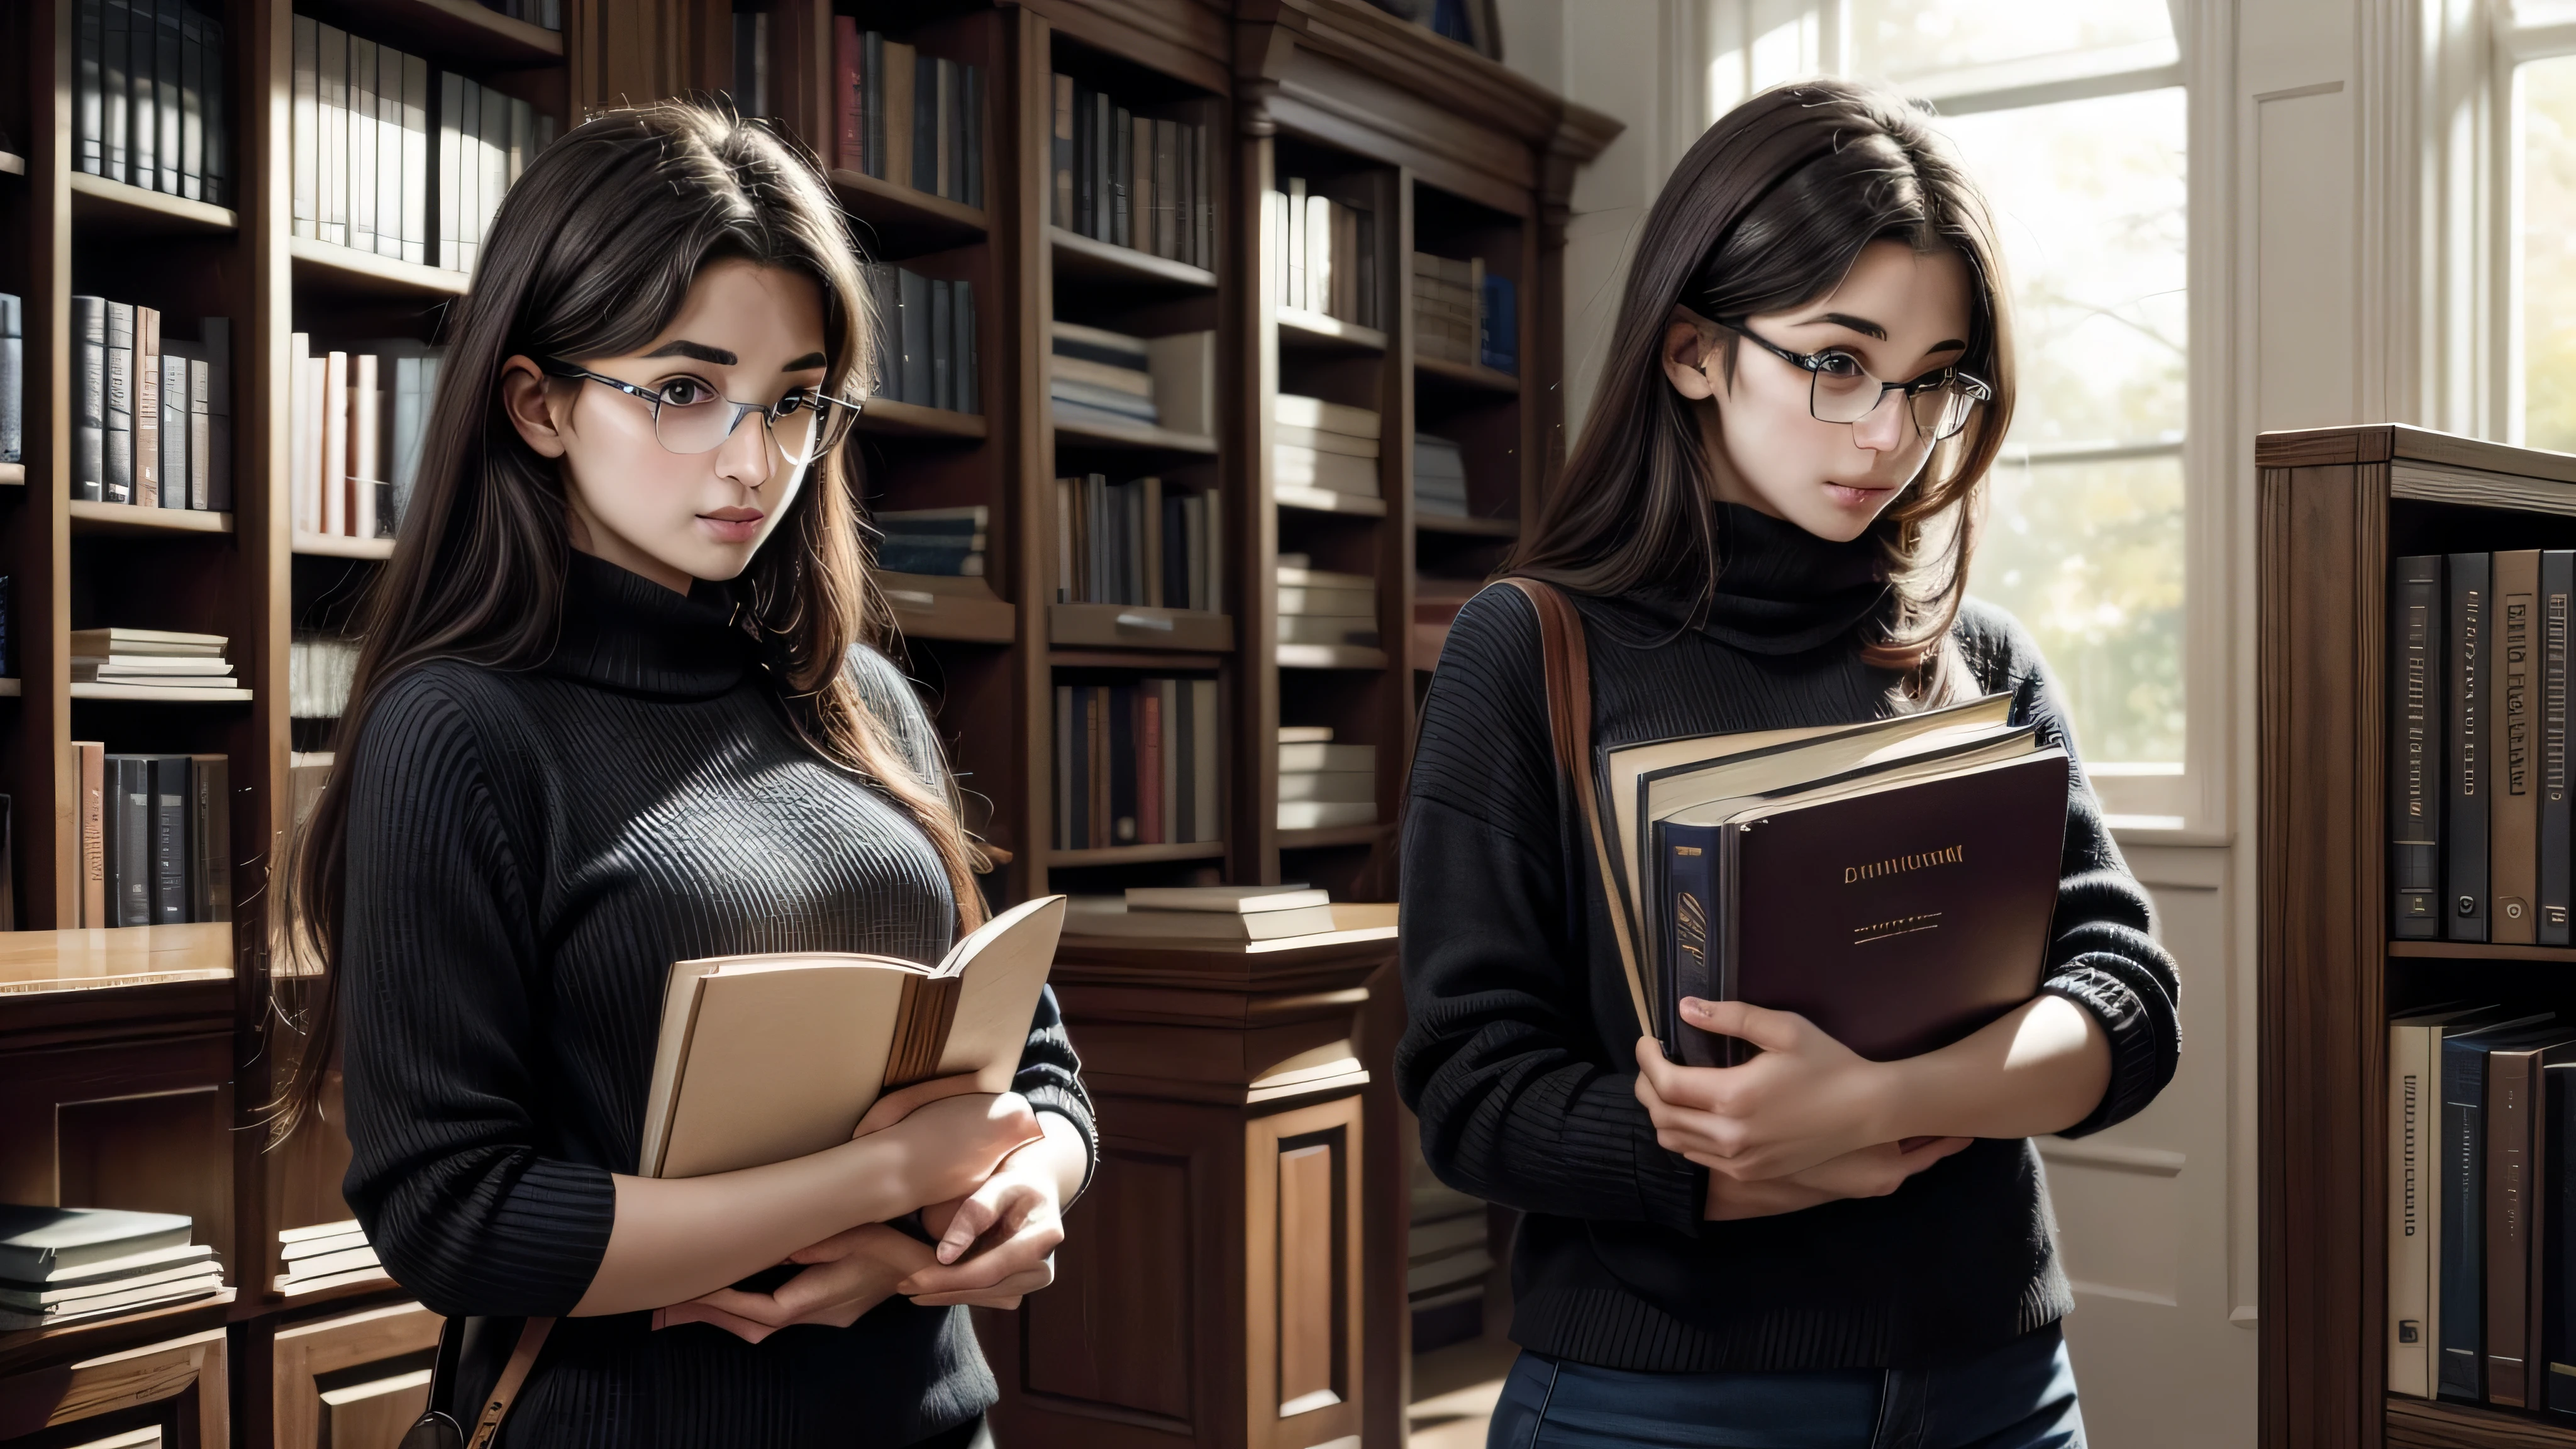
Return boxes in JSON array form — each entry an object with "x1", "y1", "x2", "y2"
[{"x1": 2259, "y1": 425, "x2": 2576, "y2": 1449}]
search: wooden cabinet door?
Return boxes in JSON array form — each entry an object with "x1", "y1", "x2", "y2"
[{"x1": 270, "y1": 1302, "x2": 440, "y2": 1449}]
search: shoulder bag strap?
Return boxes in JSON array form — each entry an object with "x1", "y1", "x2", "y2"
[
  {"x1": 1497, "y1": 578, "x2": 1655, "y2": 1039},
  {"x1": 463, "y1": 1317, "x2": 555, "y2": 1449}
]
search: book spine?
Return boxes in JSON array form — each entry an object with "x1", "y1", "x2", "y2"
[
  {"x1": 130, "y1": 0, "x2": 156, "y2": 191},
  {"x1": 158, "y1": 352, "x2": 184, "y2": 511},
  {"x1": 1055, "y1": 686, "x2": 1074, "y2": 850},
  {"x1": 78, "y1": 743, "x2": 104, "y2": 929},
  {"x1": 865, "y1": 33, "x2": 884, "y2": 180},
  {"x1": 955, "y1": 280, "x2": 977, "y2": 416},
  {"x1": 1113, "y1": 104, "x2": 1131, "y2": 248},
  {"x1": 103, "y1": 0, "x2": 128, "y2": 182},
  {"x1": 1138, "y1": 687, "x2": 1162, "y2": 846},
  {"x1": 154, "y1": 0, "x2": 178, "y2": 194},
  {"x1": 833, "y1": 18, "x2": 860, "y2": 171},
  {"x1": 1658, "y1": 822, "x2": 1726, "y2": 1069},
  {"x1": 1192, "y1": 678, "x2": 1218, "y2": 843},
  {"x1": 204, "y1": 6, "x2": 225, "y2": 207},
  {"x1": 377, "y1": 46, "x2": 403, "y2": 260},
  {"x1": 323, "y1": 351, "x2": 348, "y2": 535},
  {"x1": 1172, "y1": 677, "x2": 1194, "y2": 843},
  {"x1": 319, "y1": 24, "x2": 343, "y2": 245},
  {"x1": 191, "y1": 754, "x2": 228, "y2": 922},
  {"x1": 132, "y1": 306, "x2": 157, "y2": 508},
  {"x1": 898, "y1": 269, "x2": 929, "y2": 406},
  {"x1": 111, "y1": 757, "x2": 148, "y2": 927},
  {"x1": 2498, "y1": 551, "x2": 2542, "y2": 941},
  {"x1": 202, "y1": 318, "x2": 228, "y2": 512},
  {"x1": 2533, "y1": 1049, "x2": 2559, "y2": 1411},
  {"x1": 402, "y1": 55, "x2": 428, "y2": 265},
  {"x1": 79, "y1": 0, "x2": 103, "y2": 177},
  {"x1": 1052, "y1": 74, "x2": 1074, "y2": 230},
  {"x1": 2550, "y1": 1064, "x2": 2576, "y2": 1413},
  {"x1": 292, "y1": 16, "x2": 316, "y2": 236},
  {"x1": 0, "y1": 294, "x2": 18, "y2": 466},
  {"x1": 2495, "y1": 1048, "x2": 2540, "y2": 1404},
  {"x1": 2550, "y1": 553, "x2": 2574, "y2": 945},
  {"x1": 149, "y1": 756, "x2": 186, "y2": 924},
  {"x1": 1088, "y1": 686, "x2": 1108, "y2": 848},
  {"x1": 103, "y1": 302, "x2": 132, "y2": 504},
  {"x1": 2445, "y1": 1032, "x2": 2490, "y2": 1399},
  {"x1": 179, "y1": 1, "x2": 201, "y2": 201},
  {"x1": 438, "y1": 71, "x2": 461, "y2": 270},
  {"x1": 930, "y1": 279, "x2": 953, "y2": 413},
  {"x1": 2451, "y1": 553, "x2": 2494, "y2": 941},
  {"x1": 2393, "y1": 1019, "x2": 2439, "y2": 1397}
]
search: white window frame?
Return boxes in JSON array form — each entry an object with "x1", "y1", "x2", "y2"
[{"x1": 1701, "y1": 0, "x2": 2229, "y2": 840}]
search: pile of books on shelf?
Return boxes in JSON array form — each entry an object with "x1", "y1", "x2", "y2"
[
  {"x1": 1279, "y1": 726, "x2": 1374, "y2": 831},
  {"x1": 1413, "y1": 252, "x2": 1518, "y2": 374},
  {"x1": 1414, "y1": 574, "x2": 1481, "y2": 663},
  {"x1": 289, "y1": 21, "x2": 555, "y2": 272},
  {"x1": 72, "y1": 734, "x2": 231, "y2": 928},
  {"x1": 833, "y1": 26, "x2": 984, "y2": 209},
  {"x1": 1267, "y1": 179, "x2": 1379, "y2": 329},
  {"x1": 289, "y1": 336, "x2": 438, "y2": 540},
  {"x1": 475, "y1": 0, "x2": 560, "y2": 28},
  {"x1": 72, "y1": 299, "x2": 232, "y2": 511},
  {"x1": 875, "y1": 506, "x2": 985, "y2": 579},
  {"x1": 1048, "y1": 323, "x2": 1214, "y2": 436},
  {"x1": 274, "y1": 1219, "x2": 384, "y2": 1296},
  {"x1": 1063, "y1": 885, "x2": 1351, "y2": 946},
  {"x1": 1053, "y1": 475, "x2": 1222, "y2": 609},
  {"x1": 863, "y1": 265, "x2": 979, "y2": 415},
  {"x1": 1047, "y1": 74, "x2": 1214, "y2": 267},
  {"x1": 0, "y1": 1206, "x2": 224, "y2": 1331},
  {"x1": 1053, "y1": 677, "x2": 1221, "y2": 849},
  {"x1": 1277, "y1": 556, "x2": 1377, "y2": 648},
  {"x1": 290, "y1": 632, "x2": 359, "y2": 720},
  {"x1": 1, "y1": 294, "x2": 20, "y2": 468},
  {"x1": 73, "y1": 626, "x2": 229, "y2": 689},
  {"x1": 1275, "y1": 395, "x2": 1380, "y2": 502},
  {"x1": 71, "y1": 0, "x2": 232, "y2": 206},
  {"x1": 2388, "y1": 552, "x2": 2576, "y2": 944},
  {"x1": 1414, "y1": 434, "x2": 1469, "y2": 518},
  {"x1": 1409, "y1": 1150, "x2": 1492, "y2": 1351}
]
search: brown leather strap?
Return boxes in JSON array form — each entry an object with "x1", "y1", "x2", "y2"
[
  {"x1": 464, "y1": 1317, "x2": 554, "y2": 1449},
  {"x1": 1498, "y1": 578, "x2": 1655, "y2": 1038}
]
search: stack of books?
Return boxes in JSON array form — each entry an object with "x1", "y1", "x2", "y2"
[
  {"x1": 1053, "y1": 475, "x2": 1222, "y2": 611},
  {"x1": 1408, "y1": 1152, "x2": 1492, "y2": 1351},
  {"x1": 1277, "y1": 556, "x2": 1377, "y2": 648},
  {"x1": 73, "y1": 627, "x2": 230, "y2": 689},
  {"x1": 72, "y1": 738, "x2": 232, "y2": 928},
  {"x1": 1062, "y1": 885, "x2": 1341, "y2": 945},
  {"x1": 289, "y1": 632, "x2": 359, "y2": 721},
  {"x1": 1275, "y1": 395, "x2": 1380, "y2": 501},
  {"x1": 832, "y1": 26, "x2": 984, "y2": 209},
  {"x1": 1054, "y1": 678, "x2": 1222, "y2": 850},
  {"x1": 1046, "y1": 74, "x2": 1214, "y2": 268},
  {"x1": 71, "y1": 0, "x2": 233, "y2": 206},
  {"x1": 1413, "y1": 253, "x2": 1518, "y2": 373},
  {"x1": 1, "y1": 293, "x2": 20, "y2": 468},
  {"x1": 1049, "y1": 321, "x2": 1153, "y2": 428},
  {"x1": 862, "y1": 266, "x2": 979, "y2": 415},
  {"x1": 1268, "y1": 179, "x2": 1379, "y2": 329},
  {"x1": 1279, "y1": 726, "x2": 1374, "y2": 830},
  {"x1": 70, "y1": 299, "x2": 232, "y2": 512},
  {"x1": 288, "y1": 336, "x2": 438, "y2": 541},
  {"x1": 1414, "y1": 434, "x2": 1469, "y2": 518},
  {"x1": 274, "y1": 1219, "x2": 384, "y2": 1296},
  {"x1": 0, "y1": 1205, "x2": 223, "y2": 1331},
  {"x1": 875, "y1": 507, "x2": 986, "y2": 579}
]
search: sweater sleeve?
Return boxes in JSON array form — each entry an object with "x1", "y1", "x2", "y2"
[
  {"x1": 1394, "y1": 588, "x2": 1707, "y2": 1236},
  {"x1": 339, "y1": 667, "x2": 617, "y2": 1319},
  {"x1": 1960, "y1": 603, "x2": 2184, "y2": 1138}
]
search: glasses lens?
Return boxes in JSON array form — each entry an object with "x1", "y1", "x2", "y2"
[
  {"x1": 1909, "y1": 384, "x2": 1977, "y2": 441},
  {"x1": 1808, "y1": 369, "x2": 1887, "y2": 425},
  {"x1": 768, "y1": 404, "x2": 822, "y2": 463},
  {"x1": 653, "y1": 391, "x2": 737, "y2": 455}
]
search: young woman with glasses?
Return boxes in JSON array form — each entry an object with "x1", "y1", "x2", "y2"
[
  {"x1": 1399, "y1": 82, "x2": 2179, "y2": 1448},
  {"x1": 274, "y1": 103, "x2": 1090, "y2": 1448}
]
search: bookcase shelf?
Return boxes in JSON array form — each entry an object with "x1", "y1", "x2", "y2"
[
  {"x1": 2387, "y1": 940, "x2": 2576, "y2": 963},
  {"x1": 288, "y1": 235, "x2": 472, "y2": 301},
  {"x1": 831, "y1": 169, "x2": 989, "y2": 253},
  {"x1": 293, "y1": 530, "x2": 396, "y2": 560},
  {"x1": 1048, "y1": 602, "x2": 1233, "y2": 652},
  {"x1": 69, "y1": 683, "x2": 254, "y2": 703},
  {"x1": 0, "y1": 152, "x2": 25, "y2": 177},
  {"x1": 0, "y1": 680, "x2": 21, "y2": 697},
  {"x1": 857, "y1": 397, "x2": 989, "y2": 441},
  {"x1": 1049, "y1": 226, "x2": 1219, "y2": 293},
  {"x1": 0, "y1": 1290, "x2": 235, "y2": 1376},
  {"x1": 1277, "y1": 306, "x2": 1386, "y2": 354},
  {"x1": 1415, "y1": 353, "x2": 1521, "y2": 396},
  {"x1": 68, "y1": 500, "x2": 235, "y2": 536},
  {"x1": 1053, "y1": 412, "x2": 1220, "y2": 456},
  {"x1": 1046, "y1": 841, "x2": 1228, "y2": 868},
  {"x1": 2388, "y1": 1397, "x2": 2576, "y2": 1447},
  {"x1": 1277, "y1": 643, "x2": 1389, "y2": 671},
  {"x1": 1416, "y1": 513, "x2": 1518, "y2": 538},
  {"x1": 0, "y1": 464, "x2": 23, "y2": 486},
  {"x1": 1276, "y1": 486, "x2": 1388, "y2": 518},
  {"x1": 294, "y1": 0, "x2": 566, "y2": 69},
  {"x1": 880, "y1": 575, "x2": 1015, "y2": 643},
  {"x1": 67, "y1": 172, "x2": 238, "y2": 236},
  {"x1": 1280, "y1": 823, "x2": 1384, "y2": 850}
]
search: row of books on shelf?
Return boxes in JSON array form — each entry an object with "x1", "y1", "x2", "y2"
[
  {"x1": 70, "y1": 299, "x2": 233, "y2": 511},
  {"x1": 2, "y1": 295, "x2": 21, "y2": 465},
  {"x1": 1054, "y1": 678, "x2": 1221, "y2": 850},
  {"x1": 1414, "y1": 252, "x2": 1518, "y2": 373},
  {"x1": 2388, "y1": 553, "x2": 2576, "y2": 943},
  {"x1": 1416, "y1": 433, "x2": 1471, "y2": 517},
  {"x1": 1280, "y1": 727, "x2": 1376, "y2": 830},
  {"x1": 1277, "y1": 394, "x2": 1383, "y2": 500},
  {"x1": 291, "y1": 18, "x2": 557, "y2": 273},
  {"x1": 832, "y1": 25, "x2": 985, "y2": 211},
  {"x1": 290, "y1": 633, "x2": 359, "y2": 721},
  {"x1": 1268, "y1": 179, "x2": 1380, "y2": 330},
  {"x1": 1047, "y1": 323, "x2": 1213, "y2": 435},
  {"x1": 289, "y1": 337, "x2": 438, "y2": 541},
  {"x1": 864, "y1": 266, "x2": 980, "y2": 416},
  {"x1": 1049, "y1": 75, "x2": 1216, "y2": 269},
  {"x1": 874, "y1": 507, "x2": 987, "y2": 579},
  {"x1": 71, "y1": 0, "x2": 231, "y2": 207},
  {"x1": 0, "y1": 1206, "x2": 223, "y2": 1331},
  {"x1": 476, "y1": 0, "x2": 560, "y2": 28},
  {"x1": 1278, "y1": 557, "x2": 1377, "y2": 647},
  {"x1": 1062, "y1": 884, "x2": 1358, "y2": 945},
  {"x1": 1053, "y1": 475, "x2": 1223, "y2": 612}
]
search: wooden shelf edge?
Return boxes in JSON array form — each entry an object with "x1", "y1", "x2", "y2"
[
  {"x1": 1414, "y1": 353, "x2": 1522, "y2": 394},
  {"x1": 2387, "y1": 940, "x2": 2576, "y2": 963},
  {"x1": 1414, "y1": 513, "x2": 1518, "y2": 538},
  {"x1": 0, "y1": 921, "x2": 236, "y2": 992},
  {"x1": 69, "y1": 172, "x2": 238, "y2": 234},
  {"x1": 882, "y1": 574, "x2": 1014, "y2": 643},
  {"x1": 0, "y1": 462, "x2": 25, "y2": 486},
  {"x1": 70, "y1": 683, "x2": 253, "y2": 702},
  {"x1": 293, "y1": 530, "x2": 396, "y2": 559},
  {"x1": 830, "y1": 169, "x2": 989, "y2": 237},
  {"x1": 1045, "y1": 841, "x2": 1228, "y2": 867},
  {"x1": 0, "y1": 152, "x2": 24, "y2": 177},
  {"x1": 2389, "y1": 1396, "x2": 2576, "y2": 1447},
  {"x1": 1278, "y1": 643, "x2": 1389, "y2": 670},
  {"x1": 296, "y1": 0, "x2": 563, "y2": 68},
  {"x1": 1053, "y1": 411, "x2": 1221, "y2": 455},
  {"x1": 69, "y1": 499, "x2": 236, "y2": 535},
  {"x1": 858, "y1": 398, "x2": 989, "y2": 440},
  {"x1": 0, "y1": 1288, "x2": 235, "y2": 1370},
  {"x1": 1279, "y1": 823, "x2": 1384, "y2": 849},
  {"x1": 1048, "y1": 602, "x2": 1235, "y2": 652},
  {"x1": 1276, "y1": 306, "x2": 1387, "y2": 352},
  {"x1": 0, "y1": 679, "x2": 20, "y2": 697},
  {"x1": 289, "y1": 235, "x2": 471, "y2": 298},
  {"x1": 1276, "y1": 486, "x2": 1389, "y2": 518},
  {"x1": 1048, "y1": 227, "x2": 1219, "y2": 291}
]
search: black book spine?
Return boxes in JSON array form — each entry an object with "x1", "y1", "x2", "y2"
[
  {"x1": 2548, "y1": 552, "x2": 2574, "y2": 945},
  {"x1": 930, "y1": 279, "x2": 953, "y2": 413},
  {"x1": 2452, "y1": 552, "x2": 2494, "y2": 941},
  {"x1": 2550, "y1": 1063, "x2": 2576, "y2": 1415},
  {"x1": 1172, "y1": 678, "x2": 1194, "y2": 844},
  {"x1": 148, "y1": 755, "x2": 186, "y2": 923},
  {"x1": 112, "y1": 755, "x2": 150, "y2": 927},
  {"x1": 73, "y1": 296, "x2": 105, "y2": 502},
  {"x1": 2396, "y1": 555, "x2": 2445, "y2": 937},
  {"x1": 1108, "y1": 682, "x2": 1136, "y2": 843},
  {"x1": 2446, "y1": 1030, "x2": 2491, "y2": 1399},
  {"x1": 1658, "y1": 821, "x2": 1725, "y2": 1068},
  {"x1": 1074, "y1": 84, "x2": 1092, "y2": 238}
]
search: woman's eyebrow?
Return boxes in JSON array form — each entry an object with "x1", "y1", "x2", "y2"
[
  {"x1": 643, "y1": 340, "x2": 737, "y2": 365},
  {"x1": 782, "y1": 351, "x2": 826, "y2": 371}
]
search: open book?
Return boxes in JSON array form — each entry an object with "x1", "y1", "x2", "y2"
[
  {"x1": 637, "y1": 894, "x2": 1068, "y2": 1179},
  {"x1": 1600, "y1": 694, "x2": 2068, "y2": 1066}
]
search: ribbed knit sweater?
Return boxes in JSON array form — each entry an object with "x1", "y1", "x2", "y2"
[
  {"x1": 1395, "y1": 502, "x2": 2181, "y2": 1372},
  {"x1": 340, "y1": 550, "x2": 1093, "y2": 1448}
]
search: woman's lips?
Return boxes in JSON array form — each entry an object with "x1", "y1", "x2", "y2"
[
  {"x1": 699, "y1": 509, "x2": 763, "y2": 543},
  {"x1": 1821, "y1": 482, "x2": 1893, "y2": 508}
]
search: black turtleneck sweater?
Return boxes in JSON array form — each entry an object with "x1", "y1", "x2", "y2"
[
  {"x1": 1396, "y1": 504, "x2": 2180, "y2": 1372},
  {"x1": 338, "y1": 551, "x2": 1093, "y2": 1447}
]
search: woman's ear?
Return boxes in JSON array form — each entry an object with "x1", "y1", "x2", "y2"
[
  {"x1": 499, "y1": 355, "x2": 570, "y2": 459},
  {"x1": 1662, "y1": 314, "x2": 1721, "y2": 402}
]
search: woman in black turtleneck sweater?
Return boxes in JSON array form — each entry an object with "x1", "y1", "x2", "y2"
[
  {"x1": 279, "y1": 105, "x2": 1089, "y2": 1448},
  {"x1": 1399, "y1": 84, "x2": 2178, "y2": 1448}
]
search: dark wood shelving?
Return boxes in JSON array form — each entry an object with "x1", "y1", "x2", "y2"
[
  {"x1": 1046, "y1": 840, "x2": 1228, "y2": 868},
  {"x1": 291, "y1": 0, "x2": 564, "y2": 69},
  {"x1": 293, "y1": 530, "x2": 397, "y2": 560},
  {"x1": 69, "y1": 500, "x2": 235, "y2": 536},
  {"x1": 1048, "y1": 648, "x2": 1228, "y2": 671},
  {"x1": 831, "y1": 169, "x2": 988, "y2": 254},
  {"x1": 1415, "y1": 513, "x2": 1518, "y2": 538},
  {"x1": 0, "y1": 1292, "x2": 235, "y2": 1378},
  {"x1": 1280, "y1": 823, "x2": 1384, "y2": 850},
  {"x1": 1276, "y1": 643, "x2": 1389, "y2": 670},
  {"x1": 69, "y1": 172, "x2": 236, "y2": 236},
  {"x1": 0, "y1": 152, "x2": 25, "y2": 177},
  {"x1": 1277, "y1": 306, "x2": 1386, "y2": 353},
  {"x1": 2389, "y1": 1397, "x2": 2576, "y2": 1447},
  {"x1": 2388, "y1": 940, "x2": 2576, "y2": 962},
  {"x1": 1049, "y1": 226, "x2": 1218, "y2": 292},
  {"x1": 289, "y1": 235, "x2": 471, "y2": 301},
  {"x1": 1048, "y1": 602, "x2": 1234, "y2": 652},
  {"x1": 857, "y1": 397, "x2": 989, "y2": 440},
  {"x1": 1277, "y1": 485, "x2": 1389, "y2": 518},
  {"x1": 1053, "y1": 411, "x2": 1221, "y2": 455},
  {"x1": 1414, "y1": 353, "x2": 1521, "y2": 396}
]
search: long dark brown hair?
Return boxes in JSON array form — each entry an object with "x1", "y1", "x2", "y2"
[
  {"x1": 1511, "y1": 80, "x2": 2016, "y2": 691},
  {"x1": 265, "y1": 101, "x2": 987, "y2": 1143}
]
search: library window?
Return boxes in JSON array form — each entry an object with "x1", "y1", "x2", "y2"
[
  {"x1": 1709, "y1": 0, "x2": 2191, "y2": 821},
  {"x1": 2517, "y1": 11, "x2": 2576, "y2": 452}
]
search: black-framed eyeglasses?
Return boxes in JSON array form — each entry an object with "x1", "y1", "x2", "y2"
[
  {"x1": 539, "y1": 359, "x2": 864, "y2": 462},
  {"x1": 1717, "y1": 321, "x2": 1992, "y2": 441}
]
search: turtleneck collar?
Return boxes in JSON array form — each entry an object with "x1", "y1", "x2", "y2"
[
  {"x1": 542, "y1": 549, "x2": 758, "y2": 698},
  {"x1": 1624, "y1": 501, "x2": 1892, "y2": 657}
]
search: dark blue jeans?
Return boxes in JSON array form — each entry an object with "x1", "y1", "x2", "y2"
[{"x1": 1484, "y1": 1323, "x2": 2084, "y2": 1449}]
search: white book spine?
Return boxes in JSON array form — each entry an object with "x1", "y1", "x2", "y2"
[
  {"x1": 318, "y1": 25, "x2": 345, "y2": 246},
  {"x1": 323, "y1": 351, "x2": 348, "y2": 536},
  {"x1": 376, "y1": 46, "x2": 403, "y2": 260},
  {"x1": 437, "y1": 71, "x2": 462, "y2": 270},
  {"x1": 288, "y1": 334, "x2": 311, "y2": 531},
  {"x1": 187, "y1": 357, "x2": 208, "y2": 511},
  {"x1": 291, "y1": 16, "x2": 317, "y2": 238},
  {"x1": 402, "y1": 55, "x2": 429, "y2": 265},
  {"x1": 348, "y1": 36, "x2": 375, "y2": 253},
  {"x1": 352, "y1": 355, "x2": 379, "y2": 540},
  {"x1": 480, "y1": 84, "x2": 507, "y2": 250},
  {"x1": 2390, "y1": 1020, "x2": 2438, "y2": 1398}
]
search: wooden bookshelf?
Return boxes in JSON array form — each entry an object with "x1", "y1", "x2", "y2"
[{"x1": 2259, "y1": 425, "x2": 2576, "y2": 1448}]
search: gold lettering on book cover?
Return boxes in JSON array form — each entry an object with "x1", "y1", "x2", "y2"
[
  {"x1": 1852, "y1": 911, "x2": 1944, "y2": 946},
  {"x1": 1842, "y1": 843, "x2": 1964, "y2": 885},
  {"x1": 1674, "y1": 891, "x2": 1706, "y2": 972}
]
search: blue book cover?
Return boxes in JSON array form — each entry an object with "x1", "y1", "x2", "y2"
[{"x1": 1480, "y1": 274, "x2": 1518, "y2": 374}]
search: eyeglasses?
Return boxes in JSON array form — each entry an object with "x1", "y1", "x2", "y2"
[
  {"x1": 540, "y1": 359, "x2": 864, "y2": 462},
  {"x1": 1717, "y1": 321, "x2": 1992, "y2": 442}
]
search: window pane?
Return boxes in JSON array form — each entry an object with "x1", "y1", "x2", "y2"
[
  {"x1": 1929, "y1": 87, "x2": 2188, "y2": 766},
  {"x1": 2523, "y1": 55, "x2": 2576, "y2": 453},
  {"x1": 1848, "y1": 0, "x2": 2175, "y2": 91}
]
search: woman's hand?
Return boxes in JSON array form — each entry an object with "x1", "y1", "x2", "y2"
[
  {"x1": 1703, "y1": 1136, "x2": 1973, "y2": 1219},
  {"x1": 863, "y1": 1085, "x2": 1045, "y2": 1212},
  {"x1": 899, "y1": 1117, "x2": 1087, "y2": 1309},
  {"x1": 1635, "y1": 999, "x2": 1901, "y2": 1181},
  {"x1": 653, "y1": 1224, "x2": 932, "y2": 1343}
]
